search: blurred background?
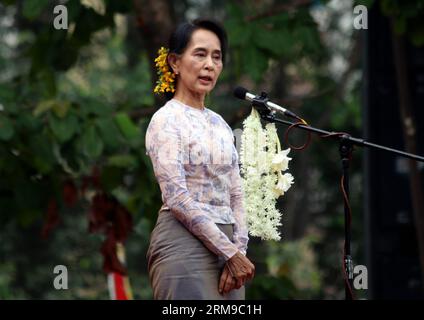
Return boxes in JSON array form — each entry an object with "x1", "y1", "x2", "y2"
[{"x1": 0, "y1": 0, "x2": 423, "y2": 299}]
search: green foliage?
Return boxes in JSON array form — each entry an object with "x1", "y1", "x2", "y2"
[
  {"x1": 79, "y1": 124, "x2": 104, "y2": 159},
  {"x1": 95, "y1": 117, "x2": 125, "y2": 151},
  {"x1": 247, "y1": 237, "x2": 322, "y2": 299},
  {"x1": 354, "y1": 0, "x2": 375, "y2": 7},
  {"x1": 114, "y1": 113, "x2": 140, "y2": 142},
  {"x1": 225, "y1": 2, "x2": 324, "y2": 83},
  {"x1": 0, "y1": 0, "x2": 155, "y2": 223},
  {"x1": 379, "y1": 0, "x2": 424, "y2": 46},
  {"x1": 48, "y1": 112, "x2": 80, "y2": 143},
  {"x1": 22, "y1": 0, "x2": 50, "y2": 20},
  {"x1": 0, "y1": 114, "x2": 14, "y2": 140}
]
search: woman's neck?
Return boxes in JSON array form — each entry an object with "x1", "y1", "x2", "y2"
[{"x1": 173, "y1": 88, "x2": 206, "y2": 110}]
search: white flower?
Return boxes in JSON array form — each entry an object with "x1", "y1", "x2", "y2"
[
  {"x1": 81, "y1": 0, "x2": 106, "y2": 15},
  {"x1": 240, "y1": 108, "x2": 295, "y2": 241},
  {"x1": 246, "y1": 167, "x2": 258, "y2": 176},
  {"x1": 271, "y1": 148, "x2": 292, "y2": 172},
  {"x1": 274, "y1": 172, "x2": 294, "y2": 197}
]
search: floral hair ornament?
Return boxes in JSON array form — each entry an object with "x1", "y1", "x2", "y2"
[
  {"x1": 240, "y1": 108, "x2": 294, "y2": 241},
  {"x1": 153, "y1": 47, "x2": 176, "y2": 94}
]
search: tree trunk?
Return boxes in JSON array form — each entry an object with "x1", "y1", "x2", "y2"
[
  {"x1": 133, "y1": 0, "x2": 176, "y2": 108},
  {"x1": 391, "y1": 19, "x2": 424, "y2": 289}
]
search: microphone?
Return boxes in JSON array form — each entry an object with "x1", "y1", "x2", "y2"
[{"x1": 233, "y1": 86, "x2": 298, "y2": 119}]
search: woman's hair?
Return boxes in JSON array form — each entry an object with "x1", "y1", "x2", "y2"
[{"x1": 165, "y1": 18, "x2": 228, "y2": 99}]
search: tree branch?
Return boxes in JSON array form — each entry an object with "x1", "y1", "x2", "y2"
[
  {"x1": 133, "y1": 0, "x2": 176, "y2": 108},
  {"x1": 245, "y1": 0, "x2": 312, "y2": 22}
]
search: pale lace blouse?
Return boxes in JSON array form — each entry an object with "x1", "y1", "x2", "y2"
[{"x1": 145, "y1": 98, "x2": 249, "y2": 260}]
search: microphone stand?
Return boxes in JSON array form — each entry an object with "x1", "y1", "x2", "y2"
[{"x1": 248, "y1": 92, "x2": 424, "y2": 300}]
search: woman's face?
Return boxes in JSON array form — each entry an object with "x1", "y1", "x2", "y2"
[{"x1": 170, "y1": 29, "x2": 223, "y2": 96}]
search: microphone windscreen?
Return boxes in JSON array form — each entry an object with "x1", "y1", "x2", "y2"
[{"x1": 233, "y1": 86, "x2": 248, "y2": 100}]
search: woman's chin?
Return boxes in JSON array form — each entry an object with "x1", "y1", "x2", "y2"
[{"x1": 195, "y1": 85, "x2": 214, "y2": 95}]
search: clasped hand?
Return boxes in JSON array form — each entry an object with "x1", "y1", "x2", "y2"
[{"x1": 218, "y1": 251, "x2": 255, "y2": 295}]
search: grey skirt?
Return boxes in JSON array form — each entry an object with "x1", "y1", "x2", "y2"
[{"x1": 146, "y1": 207, "x2": 245, "y2": 300}]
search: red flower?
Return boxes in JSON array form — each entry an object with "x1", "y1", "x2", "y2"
[
  {"x1": 63, "y1": 180, "x2": 78, "y2": 207},
  {"x1": 41, "y1": 198, "x2": 60, "y2": 239}
]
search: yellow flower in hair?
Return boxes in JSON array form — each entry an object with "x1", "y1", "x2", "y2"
[{"x1": 153, "y1": 47, "x2": 176, "y2": 94}]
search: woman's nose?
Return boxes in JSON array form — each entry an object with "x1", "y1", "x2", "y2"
[{"x1": 204, "y1": 55, "x2": 214, "y2": 70}]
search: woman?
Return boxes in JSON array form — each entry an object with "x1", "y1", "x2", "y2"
[{"x1": 145, "y1": 18, "x2": 255, "y2": 300}]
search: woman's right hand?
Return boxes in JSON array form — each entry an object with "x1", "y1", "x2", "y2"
[{"x1": 226, "y1": 251, "x2": 255, "y2": 285}]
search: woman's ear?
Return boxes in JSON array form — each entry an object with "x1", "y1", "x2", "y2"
[{"x1": 167, "y1": 53, "x2": 180, "y2": 75}]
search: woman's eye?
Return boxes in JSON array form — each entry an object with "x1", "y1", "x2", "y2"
[{"x1": 196, "y1": 53, "x2": 205, "y2": 57}]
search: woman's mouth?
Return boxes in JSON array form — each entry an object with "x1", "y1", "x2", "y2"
[{"x1": 198, "y1": 76, "x2": 213, "y2": 84}]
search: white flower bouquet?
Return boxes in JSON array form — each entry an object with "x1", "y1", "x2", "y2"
[{"x1": 240, "y1": 108, "x2": 294, "y2": 241}]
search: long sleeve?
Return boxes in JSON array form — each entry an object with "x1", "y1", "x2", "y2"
[
  {"x1": 229, "y1": 142, "x2": 249, "y2": 255},
  {"x1": 145, "y1": 112, "x2": 239, "y2": 261}
]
